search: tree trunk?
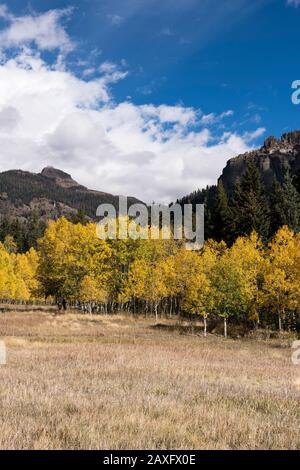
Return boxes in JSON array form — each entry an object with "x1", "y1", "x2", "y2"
[
  {"x1": 155, "y1": 303, "x2": 158, "y2": 323},
  {"x1": 224, "y1": 317, "x2": 227, "y2": 338},
  {"x1": 169, "y1": 297, "x2": 173, "y2": 317},
  {"x1": 278, "y1": 312, "x2": 282, "y2": 331},
  {"x1": 203, "y1": 316, "x2": 207, "y2": 337}
]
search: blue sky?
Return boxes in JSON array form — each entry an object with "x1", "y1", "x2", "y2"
[
  {"x1": 6, "y1": 0, "x2": 300, "y2": 136},
  {"x1": 0, "y1": 0, "x2": 299, "y2": 201}
]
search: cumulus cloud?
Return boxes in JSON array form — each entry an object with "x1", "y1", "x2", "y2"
[
  {"x1": 0, "y1": 106, "x2": 20, "y2": 131},
  {"x1": 0, "y1": 4, "x2": 74, "y2": 54},
  {"x1": 0, "y1": 5, "x2": 262, "y2": 203},
  {"x1": 0, "y1": 48, "x2": 255, "y2": 202}
]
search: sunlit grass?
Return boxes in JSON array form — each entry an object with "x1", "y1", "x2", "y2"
[{"x1": 0, "y1": 308, "x2": 299, "y2": 450}]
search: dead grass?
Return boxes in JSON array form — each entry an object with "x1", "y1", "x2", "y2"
[{"x1": 0, "y1": 308, "x2": 299, "y2": 450}]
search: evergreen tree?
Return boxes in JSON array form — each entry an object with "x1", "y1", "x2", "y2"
[
  {"x1": 270, "y1": 167, "x2": 300, "y2": 232},
  {"x1": 293, "y1": 168, "x2": 300, "y2": 194},
  {"x1": 72, "y1": 208, "x2": 89, "y2": 225},
  {"x1": 270, "y1": 177, "x2": 285, "y2": 235},
  {"x1": 211, "y1": 181, "x2": 232, "y2": 243},
  {"x1": 26, "y1": 211, "x2": 47, "y2": 249},
  {"x1": 0, "y1": 217, "x2": 10, "y2": 242},
  {"x1": 230, "y1": 161, "x2": 269, "y2": 240},
  {"x1": 9, "y1": 219, "x2": 27, "y2": 252},
  {"x1": 0, "y1": 215, "x2": 46, "y2": 252}
]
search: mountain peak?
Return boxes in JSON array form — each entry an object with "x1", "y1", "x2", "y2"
[
  {"x1": 40, "y1": 166, "x2": 81, "y2": 189},
  {"x1": 281, "y1": 131, "x2": 300, "y2": 147},
  {"x1": 262, "y1": 131, "x2": 300, "y2": 154},
  {"x1": 0, "y1": 166, "x2": 143, "y2": 223}
]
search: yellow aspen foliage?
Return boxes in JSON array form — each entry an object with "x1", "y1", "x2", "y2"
[
  {"x1": 227, "y1": 232, "x2": 264, "y2": 322},
  {"x1": 209, "y1": 245, "x2": 249, "y2": 337},
  {"x1": 79, "y1": 274, "x2": 109, "y2": 312},
  {"x1": 3, "y1": 235, "x2": 17, "y2": 254},
  {"x1": 0, "y1": 242, "x2": 17, "y2": 299},
  {"x1": 182, "y1": 271, "x2": 211, "y2": 336},
  {"x1": 1, "y1": 215, "x2": 299, "y2": 333},
  {"x1": 262, "y1": 226, "x2": 300, "y2": 329},
  {"x1": 145, "y1": 264, "x2": 168, "y2": 321},
  {"x1": 125, "y1": 258, "x2": 148, "y2": 301},
  {"x1": 13, "y1": 249, "x2": 40, "y2": 301},
  {"x1": 37, "y1": 218, "x2": 111, "y2": 300},
  {"x1": 172, "y1": 249, "x2": 203, "y2": 299},
  {"x1": 125, "y1": 257, "x2": 168, "y2": 320}
]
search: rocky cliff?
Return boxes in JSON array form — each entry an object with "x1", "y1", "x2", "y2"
[{"x1": 220, "y1": 131, "x2": 300, "y2": 195}]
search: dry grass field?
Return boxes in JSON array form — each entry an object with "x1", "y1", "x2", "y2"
[{"x1": 0, "y1": 306, "x2": 299, "y2": 450}]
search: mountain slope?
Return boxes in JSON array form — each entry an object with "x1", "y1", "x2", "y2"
[{"x1": 0, "y1": 167, "x2": 143, "y2": 222}]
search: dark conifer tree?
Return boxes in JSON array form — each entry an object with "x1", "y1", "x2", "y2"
[
  {"x1": 9, "y1": 219, "x2": 26, "y2": 252},
  {"x1": 26, "y1": 211, "x2": 47, "y2": 249},
  {"x1": 269, "y1": 177, "x2": 285, "y2": 235},
  {"x1": 230, "y1": 160, "x2": 270, "y2": 239},
  {"x1": 293, "y1": 168, "x2": 300, "y2": 194},
  {"x1": 211, "y1": 181, "x2": 232, "y2": 243},
  {"x1": 270, "y1": 167, "x2": 300, "y2": 233},
  {"x1": 71, "y1": 208, "x2": 89, "y2": 225}
]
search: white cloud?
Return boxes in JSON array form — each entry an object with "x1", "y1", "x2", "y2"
[
  {"x1": 99, "y1": 61, "x2": 118, "y2": 74},
  {"x1": 98, "y1": 61, "x2": 128, "y2": 86},
  {"x1": 82, "y1": 67, "x2": 96, "y2": 77},
  {"x1": 0, "y1": 105, "x2": 20, "y2": 130},
  {"x1": 160, "y1": 27, "x2": 173, "y2": 36},
  {"x1": 242, "y1": 127, "x2": 266, "y2": 142},
  {"x1": 0, "y1": 48, "x2": 255, "y2": 203},
  {"x1": 200, "y1": 110, "x2": 234, "y2": 125},
  {"x1": 0, "y1": 4, "x2": 74, "y2": 54},
  {"x1": 0, "y1": 6, "x2": 262, "y2": 204},
  {"x1": 107, "y1": 14, "x2": 125, "y2": 26},
  {"x1": 287, "y1": 0, "x2": 300, "y2": 6},
  {"x1": 140, "y1": 104, "x2": 197, "y2": 126},
  {"x1": 0, "y1": 4, "x2": 10, "y2": 19}
]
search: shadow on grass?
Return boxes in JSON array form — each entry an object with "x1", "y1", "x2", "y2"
[{"x1": 150, "y1": 322, "x2": 207, "y2": 336}]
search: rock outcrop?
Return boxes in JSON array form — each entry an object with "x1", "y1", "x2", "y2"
[
  {"x1": 40, "y1": 167, "x2": 83, "y2": 189},
  {"x1": 220, "y1": 131, "x2": 300, "y2": 195}
]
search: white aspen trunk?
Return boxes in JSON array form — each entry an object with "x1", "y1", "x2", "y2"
[
  {"x1": 170, "y1": 297, "x2": 173, "y2": 317},
  {"x1": 204, "y1": 316, "x2": 207, "y2": 337},
  {"x1": 278, "y1": 312, "x2": 282, "y2": 331},
  {"x1": 224, "y1": 317, "x2": 227, "y2": 338}
]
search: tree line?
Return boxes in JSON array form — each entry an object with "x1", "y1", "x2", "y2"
[
  {"x1": 177, "y1": 162, "x2": 300, "y2": 245},
  {"x1": 2, "y1": 161, "x2": 300, "y2": 253},
  {"x1": 0, "y1": 216, "x2": 300, "y2": 336}
]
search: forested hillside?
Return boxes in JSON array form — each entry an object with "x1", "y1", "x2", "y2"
[
  {"x1": 0, "y1": 167, "x2": 143, "y2": 251},
  {"x1": 0, "y1": 167, "x2": 142, "y2": 217},
  {"x1": 177, "y1": 131, "x2": 300, "y2": 244}
]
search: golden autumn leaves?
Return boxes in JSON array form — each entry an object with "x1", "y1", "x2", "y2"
[{"x1": 0, "y1": 218, "x2": 299, "y2": 336}]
